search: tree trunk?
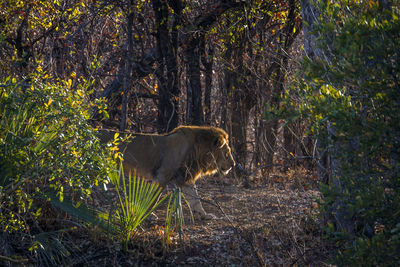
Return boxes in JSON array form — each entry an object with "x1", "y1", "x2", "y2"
[
  {"x1": 152, "y1": 0, "x2": 181, "y2": 132},
  {"x1": 254, "y1": 0, "x2": 299, "y2": 172},
  {"x1": 301, "y1": 0, "x2": 331, "y2": 181},
  {"x1": 231, "y1": 90, "x2": 249, "y2": 168},
  {"x1": 120, "y1": 1, "x2": 135, "y2": 131},
  {"x1": 221, "y1": 49, "x2": 232, "y2": 130},
  {"x1": 186, "y1": 35, "x2": 203, "y2": 125},
  {"x1": 228, "y1": 50, "x2": 255, "y2": 178},
  {"x1": 202, "y1": 40, "x2": 213, "y2": 124}
]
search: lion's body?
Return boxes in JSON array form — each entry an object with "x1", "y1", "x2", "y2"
[{"x1": 98, "y1": 125, "x2": 235, "y2": 219}]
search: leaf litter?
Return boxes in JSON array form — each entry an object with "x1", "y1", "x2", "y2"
[{"x1": 70, "y1": 167, "x2": 333, "y2": 266}]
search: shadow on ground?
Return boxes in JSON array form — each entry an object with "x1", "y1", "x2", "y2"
[{"x1": 72, "y1": 168, "x2": 332, "y2": 266}]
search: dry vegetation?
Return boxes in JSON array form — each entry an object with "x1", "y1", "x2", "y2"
[{"x1": 66, "y1": 168, "x2": 332, "y2": 266}]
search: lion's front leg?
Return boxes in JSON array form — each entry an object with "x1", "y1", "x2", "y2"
[{"x1": 181, "y1": 184, "x2": 216, "y2": 220}]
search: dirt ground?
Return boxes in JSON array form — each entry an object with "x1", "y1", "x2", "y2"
[{"x1": 73, "y1": 168, "x2": 332, "y2": 266}]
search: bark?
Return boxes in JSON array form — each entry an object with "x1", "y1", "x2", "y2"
[
  {"x1": 184, "y1": 1, "x2": 244, "y2": 127},
  {"x1": 301, "y1": 0, "x2": 330, "y2": 180},
  {"x1": 6, "y1": 6, "x2": 33, "y2": 72},
  {"x1": 283, "y1": 121, "x2": 314, "y2": 170},
  {"x1": 202, "y1": 40, "x2": 213, "y2": 124},
  {"x1": 228, "y1": 50, "x2": 256, "y2": 178},
  {"x1": 253, "y1": 0, "x2": 299, "y2": 172},
  {"x1": 186, "y1": 35, "x2": 204, "y2": 125},
  {"x1": 220, "y1": 70, "x2": 229, "y2": 129},
  {"x1": 120, "y1": 1, "x2": 135, "y2": 131},
  {"x1": 301, "y1": 0, "x2": 332, "y2": 181},
  {"x1": 100, "y1": 48, "x2": 157, "y2": 100},
  {"x1": 300, "y1": 0, "x2": 324, "y2": 60},
  {"x1": 152, "y1": 0, "x2": 182, "y2": 132}
]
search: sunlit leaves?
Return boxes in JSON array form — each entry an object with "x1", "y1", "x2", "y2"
[
  {"x1": 295, "y1": 1, "x2": 400, "y2": 265},
  {"x1": 0, "y1": 0, "x2": 112, "y2": 78},
  {"x1": 0, "y1": 76, "x2": 115, "y2": 233}
]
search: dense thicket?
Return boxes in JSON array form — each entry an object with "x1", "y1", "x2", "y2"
[
  {"x1": 1, "y1": 0, "x2": 305, "y2": 176},
  {"x1": 296, "y1": 1, "x2": 400, "y2": 265},
  {"x1": 2, "y1": 0, "x2": 398, "y2": 265},
  {"x1": 0, "y1": 0, "x2": 304, "y2": 264}
]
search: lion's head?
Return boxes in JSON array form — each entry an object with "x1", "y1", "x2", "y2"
[
  {"x1": 202, "y1": 129, "x2": 235, "y2": 175},
  {"x1": 211, "y1": 136, "x2": 235, "y2": 175},
  {"x1": 172, "y1": 126, "x2": 235, "y2": 182}
]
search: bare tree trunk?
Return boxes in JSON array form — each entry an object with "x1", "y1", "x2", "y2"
[
  {"x1": 301, "y1": 0, "x2": 331, "y2": 181},
  {"x1": 263, "y1": 66, "x2": 281, "y2": 167},
  {"x1": 202, "y1": 41, "x2": 213, "y2": 125},
  {"x1": 228, "y1": 50, "x2": 256, "y2": 179},
  {"x1": 221, "y1": 50, "x2": 232, "y2": 130},
  {"x1": 152, "y1": 0, "x2": 181, "y2": 132},
  {"x1": 253, "y1": 0, "x2": 299, "y2": 172},
  {"x1": 231, "y1": 91, "x2": 249, "y2": 168},
  {"x1": 120, "y1": 1, "x2": 135, "y2": 131},
  {"x1": 186, "y1": 35, "x2": 204, "y2": 125}
]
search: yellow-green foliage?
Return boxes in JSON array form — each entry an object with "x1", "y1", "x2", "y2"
[
  {"x1": 0, "y1": 75, "x2": 114, "y2": 232},
  {"x1": 292, "y1": 1, "x2": 400, "y2": 265}
]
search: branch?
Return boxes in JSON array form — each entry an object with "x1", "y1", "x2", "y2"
[
  {"x1": 0, "y1": 255, "x2": 29, "y2": 264},
  {"x1": 194, "y1": 1, "x2": 245, "y2": 29},
  {"x1": 100, "y1": 48, "x2": 157, "y2": 99}
]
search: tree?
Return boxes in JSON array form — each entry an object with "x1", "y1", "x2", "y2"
[
  {"x1": 0, "y1": 0, "x2": 303, "y2": 178},
  {"x1": 152, "y1": 0, "x2": 182, "y2": 132},
  {"x1": 211, "y1": 1, "x2": 301, "y2": 178},
  {"x1": 297, "y1": 0, "x2": 400, "y2": 264}
]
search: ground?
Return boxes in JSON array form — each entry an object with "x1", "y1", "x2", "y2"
[{"x1": 71, "y1": 168, "x2": 332, "y2": 266}]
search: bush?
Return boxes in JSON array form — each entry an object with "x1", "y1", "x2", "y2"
[
  {"x1": 0, "y1": 76, "x2": 114, "y2": 233},
  {"x1": 293, "y1": 1, "x2": 400, "y2": 265}
]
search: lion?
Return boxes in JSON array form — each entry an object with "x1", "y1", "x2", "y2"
[{"x1": 98, "y1": 125, "x2": 235, "y2": 220}]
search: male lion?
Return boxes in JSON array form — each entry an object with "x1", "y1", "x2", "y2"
[{"x1": 99, "y1": 125, "x2": 235, "y2": 220}]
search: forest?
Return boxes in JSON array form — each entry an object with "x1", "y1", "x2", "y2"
[{"x1": 0, "y1": 0, "x2": 399, "y2": 265}]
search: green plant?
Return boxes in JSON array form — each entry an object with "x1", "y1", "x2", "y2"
[
  {"x1": 29, "y1": 229, "x2": 77, "y2": 267},
  {"x1": 163, "y1": 188, "x2": 193, "y2": 249},
  {"x1": 290, "y1": 1, "x2": 400, "y2": 265},
  {"x1": 107, "y1": 163, "x2": 167, "y2": 251},
  {"x1": 0, "y1": 75, "x2": 113, "y2": 233}
]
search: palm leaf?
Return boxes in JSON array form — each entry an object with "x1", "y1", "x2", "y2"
[
  {"x1": 47, "y1": 193, "x2": 117, "y2": 233},
  {"x1": 31, "y1": 229, "x2": 77, "y2": 267},
  {"x1": 163, "y1": 188, "x2": 189, "y2": 248},
  {"x1": 108, "y1": 163, "x2": 167, "y2": 250}
]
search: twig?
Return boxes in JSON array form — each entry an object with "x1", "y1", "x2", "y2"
[
  {"x1": 0, "y1": 255, "x2": 29, "y2": 263},
  {"x1": 213, "y1": 200, "x2": 267, "y2": 267},
  {"x1": 247, "y1": 163, "x2": 284, "y2": 178},
  {"x1": 184, "y1": 186, "x2": 266, "y2": 266},
  {"x1": 232, "y1": 152, "x2": 283, "y2": 186}
]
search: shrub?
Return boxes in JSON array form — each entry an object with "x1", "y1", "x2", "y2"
[
  {"x1": 292, "y1": 1, "x2": 400, "y2": 265},
  {"x1": 0, "y1": 76, "x2": 114, "y2": 233}
]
